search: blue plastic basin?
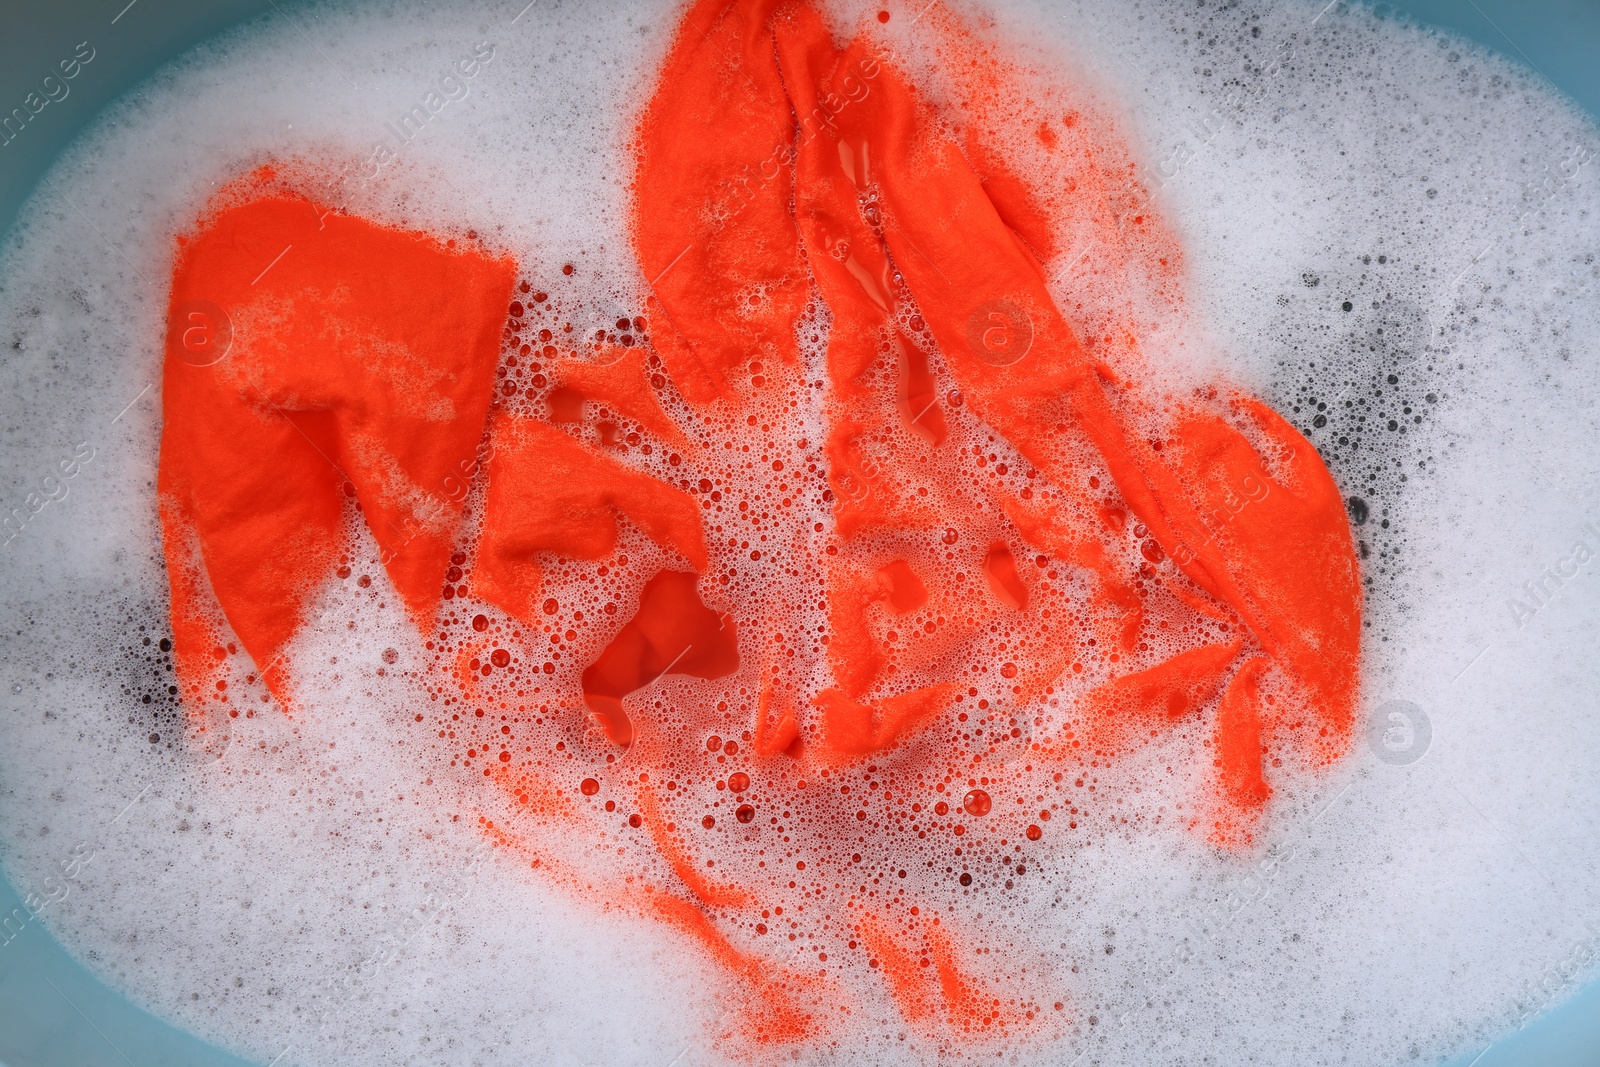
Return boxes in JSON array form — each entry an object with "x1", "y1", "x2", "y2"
[{"x1": 0, "y1": 2, "x2": 1595, "y2": 1065}]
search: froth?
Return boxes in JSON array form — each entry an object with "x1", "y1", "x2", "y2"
[{"x1": 2, "y1": 1, "x2": 1599, "y2": 1066}]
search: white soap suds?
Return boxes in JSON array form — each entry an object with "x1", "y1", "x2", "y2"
[{"x1": 1, "y1": 1, "x2": 1598, "y2": 1066}]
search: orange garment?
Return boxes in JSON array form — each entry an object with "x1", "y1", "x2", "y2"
[
  {"x1": 159, "y1": 183, "x2": 513, "y2": 713},
  {"x1": 158, "y1": 0, "x2": 1361, "y2": 1056}
]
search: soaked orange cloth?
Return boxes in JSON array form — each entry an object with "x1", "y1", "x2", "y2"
[{"x1": 158, "y1": 0, "x2": 1359, "y2": 1054}]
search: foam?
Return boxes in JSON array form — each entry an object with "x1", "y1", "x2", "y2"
[{"x1": 1, "y1": 0, "x2": 1599, "y2": 1065}]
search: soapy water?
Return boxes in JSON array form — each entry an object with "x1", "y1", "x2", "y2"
[
  {"x1": 155, "y1": 0, "x2": 1365, "y2": 1048},
  {"x1": 0, "y1": 0, "x2": 1597, "y2": 1065}
]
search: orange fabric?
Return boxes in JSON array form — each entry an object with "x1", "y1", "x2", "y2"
[
  {"x1": 472, "y1": 413, "x2": 707, "y2": 624},
  {"x1": 753, "y1": 677, "x2": 801, "y2": 758},
  {"x1": 1079, "y1": 640, "x2": 1243, "y2": 756},
  {"x1": 159, "y1": 185, "x2": 513, "y2": 712},
  {"x1": 811, "y1": 683, "x2": 959, "y2": 763},
  {"x1": 637, "y1": 784, "x2": 750, "y2": 908},
  {"x1": 856, "y1": 911, "x2": 937, "y2": 1023},
  {"x1": 579, "y1": 569, "x2": 738, "y2": 745},
  {"x1": 856, "y1": 909, "x2": 1016, "y2": 1035},
  {"x1": 1210, "y1": 655, "x2": 1273, "y2": 846},
  {"x1": 631, "y1": 0, "x2": 807, "y2": 403},
  {"x1": 645, "y1": 891, "x2": 823, "y2": 1044},
  {"x1": 158, "y1": 0, "x2": 1362, "y2": 1056},
  {"x1": 555, "y1": 347, "x2": 688, "y2": 446},
  {"x1": 770, "y1": 13, "x2": 1359, "y2": 759}
]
